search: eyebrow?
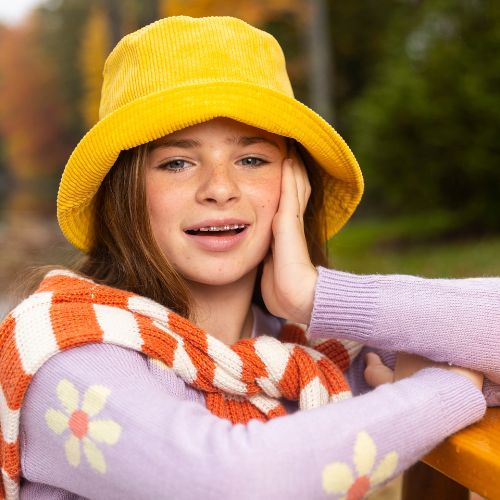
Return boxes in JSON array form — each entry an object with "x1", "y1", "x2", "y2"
[
  {"x1": 231, "y1": 136, "x2": 282, "y2": 150},
  {"x1": 151, "y1": 135, "x2": 282, "y2": 150},
  {"x1": 151, "y1": 138, "x2": 201, "y2": 148}
]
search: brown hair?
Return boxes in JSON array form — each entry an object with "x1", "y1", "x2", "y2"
[{"x1": 73, "y1": 139, "x2": 329, "y2": 319}]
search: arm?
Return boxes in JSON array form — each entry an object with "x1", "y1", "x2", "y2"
[
  {"x1": 260, "y1": 155, "x2": 500, "y2": 383},
  {"x1": 259, "y1": 156, "x2": 499, "y2": 403},
  {"x1": 309, "y1": 267, "x2": 500, "y2": 384},
  {"x1": 21, "y1": 343, "x2": 485, "y2": 500}
]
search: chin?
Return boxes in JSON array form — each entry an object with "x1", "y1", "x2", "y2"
[{"x1": 183, "y1": 266, "x2": 257, "y2": 287}]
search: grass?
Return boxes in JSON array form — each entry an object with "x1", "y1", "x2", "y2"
[{"x1": 328, "y1": 216, "x2": 500, "y2": 278}]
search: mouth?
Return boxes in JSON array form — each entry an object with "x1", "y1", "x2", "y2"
[{"x1": 184, "y1": 223, "x2": 249, "y2": 237}]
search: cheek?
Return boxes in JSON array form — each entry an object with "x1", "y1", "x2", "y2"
[
  {"x1": 146, "y1": 186, "x2": 164, "y2": 230},
  {"x1": 251, "y1": 174, "x2": 282, "y2": 224},
  {"x1": 145, "y1": 179, "x2": 180, "y2": 237}
]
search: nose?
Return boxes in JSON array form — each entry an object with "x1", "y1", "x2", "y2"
[{"x1": 195, "y1": 160, "x2": 240, "y2": 206}]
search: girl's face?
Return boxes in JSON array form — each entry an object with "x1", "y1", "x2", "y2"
[{"x1": 145, "y1": 118, "x2": 286, "y2": 286}]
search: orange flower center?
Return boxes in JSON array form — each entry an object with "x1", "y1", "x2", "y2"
[
  {"x1": 347, "y1": 475, "x2": 370, "y2": 500},
  {"x1": 69, "y1": 410, "x2": 89, "y2": 439}
]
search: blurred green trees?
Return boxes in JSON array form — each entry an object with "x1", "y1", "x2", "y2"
[
  {"x1": 348, "y1": 0, "x2": 500, "y2": 234},
  {"x1": 0, "y1": 0, "x2": 499, "y2": 237}
]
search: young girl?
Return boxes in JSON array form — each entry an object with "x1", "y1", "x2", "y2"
[{"x1": 1, "y1": 16, "x2": 499, "y2": 500}]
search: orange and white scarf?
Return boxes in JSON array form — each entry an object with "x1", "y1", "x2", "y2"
[{"x1": 0, "y1": 269, "x2": 362, "y2": 499}]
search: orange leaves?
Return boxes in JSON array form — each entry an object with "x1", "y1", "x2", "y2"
[
  {"x1": 0, "y1": 0, "x2": 309, "y2": 184},
  {"x1": 0, "y1": 18, "x2": 71, "y2": 179},
  {"x1": 160, "y1": 0, "x2": 306, "y2": 27},
  {"x1": 79, "y1": 7, "x2": 110, "y2": 128}
]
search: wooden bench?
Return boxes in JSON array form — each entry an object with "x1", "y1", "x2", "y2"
[{"x1": 402, "y1": 407, "x2": 500, "y2": 499}]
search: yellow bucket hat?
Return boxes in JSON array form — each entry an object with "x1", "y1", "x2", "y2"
[{"x1": 57, "y1": 16, "x2": 363, "y2": 253}]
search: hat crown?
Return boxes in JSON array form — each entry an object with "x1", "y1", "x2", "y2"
[{"x1": 99, "y1": 16, "x2": 294, "y2": 119}]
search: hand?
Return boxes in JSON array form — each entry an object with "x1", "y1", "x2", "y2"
[
  {"x1": 365, "y1": 352, "x2": 484, "y2": 392},
  {"x1": 395, "y1": 353, "x2": 483, "y2": 391},
  {"x1": 261, "y1": 155, "x2": 318, "y2": 324},
  {"x1": 364, "y1": 352, "x2": 395, "y2": 387}
]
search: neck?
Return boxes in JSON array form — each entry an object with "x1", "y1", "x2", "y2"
[{"x1": 187, "y1": 269, "x2": 257, "y2": 345}]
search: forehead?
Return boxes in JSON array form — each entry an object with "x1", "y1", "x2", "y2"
[{"x1": 150, "y1": 117, "x2": 287, "y2": 149}]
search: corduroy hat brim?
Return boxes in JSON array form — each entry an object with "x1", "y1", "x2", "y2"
[{"x1": 57, "y1": 18, "x2": 363, "y2": 253}]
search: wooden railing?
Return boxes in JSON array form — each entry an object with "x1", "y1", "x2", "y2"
[{"x1": 403, "y1": 407, "x2": 500, "y2": 499}]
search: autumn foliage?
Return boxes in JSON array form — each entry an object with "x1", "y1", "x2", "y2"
[
  {"x1": 0, "y1": 0, "x2": 307, "y2": 185},
  {"x1": 1, "y1": 0, "x2": 499, "y2": 236},
  {"x1": 161, "y1": 0, "x2": 304, "y2": 25},
  {"x1": 79, "y1": 6, "x2": 110, "y2": 127},
  {"x1": 0, "y1": 17, "x2": 71, "y2": 180}
]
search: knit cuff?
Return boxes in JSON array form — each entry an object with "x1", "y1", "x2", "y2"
[
  {"x1": 308, "y1": 267, "x2": 379, "y2": 341},
  {"x1": 412, "y1": 368, "x2": 486, "y2": 435}
]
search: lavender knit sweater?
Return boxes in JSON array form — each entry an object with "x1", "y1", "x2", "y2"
[{"x1": 19, "y1": 268, "x2": 498, "y2": 499}]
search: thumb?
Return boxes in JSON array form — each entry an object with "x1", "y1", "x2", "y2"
[
  {"x1": 365, "y1": 352, "x2": 384, "y2": 368},
  {"x1": 364, "y1": 352, "x2": 394, "y2": 387},
  {"x1": 261, "y1": 251, "x2": 274, "y2": 299}
]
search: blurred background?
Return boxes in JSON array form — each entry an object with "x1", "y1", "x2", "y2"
[{"x1": 1, "y1": 0, "x2": 500, "y2": 317}]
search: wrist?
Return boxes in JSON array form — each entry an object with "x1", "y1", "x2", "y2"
[
  {"x1": 301, "y1": 267, "x2": 318, "y2": 324},
  {"x1": 448, "y1": 366, "x2": 484, "y2": 391}
]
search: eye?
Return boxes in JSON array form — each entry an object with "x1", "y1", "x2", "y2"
[
  {"x1": 157, "y1": 159, "x2": 192, "y2": 172},
  {"x1": 238, "y1": 157, "x2": 269, "y2": 167}
]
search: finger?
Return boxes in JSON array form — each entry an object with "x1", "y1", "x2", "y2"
[
  {"x1": 303, "y1": 167, "x2": 311, "y2": 211},
  {"x1": 365, "y1": 352, "x2": 384, "y2": 367},
  {"x1": 364, "y1": 364, "x2": 394, "y2": 387},
  {"x1": 262, "y1": 249, "x2": 274, "y2": 276},
  {"x1": 364, "y1": 353, "x2": 394, "y2": 387},
  {"x1": 292, "y1": 160, "x2": 306, "y2": 217},
  {"x1": 290, "y1": 154, "x2": 311, "y2": 217},
  {"x1": 279, "y1": 158, "x2": 300, "y2": 221},
  {"x1": 261, "y1": 250, "x2": 276, "y2": 307}
]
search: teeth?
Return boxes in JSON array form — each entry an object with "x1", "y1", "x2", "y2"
[{"x1": 197, "y1": 224, "x2": 246, "y2": 232}]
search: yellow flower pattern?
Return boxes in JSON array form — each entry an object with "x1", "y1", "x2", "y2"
[
  {"x1": 322, "y1": 431, "x2": 398, "y2": 499},
  {"x1": 45, "y1": 379, "x2": 122, "y2": 474}
]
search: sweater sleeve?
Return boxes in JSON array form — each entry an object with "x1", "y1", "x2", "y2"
[
  {"x1": 309, "y1": 267, "x2": 500, "y2": 387},
  {"x1": 20, "y1": 343, "x2": 485, "y2": 500}
]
